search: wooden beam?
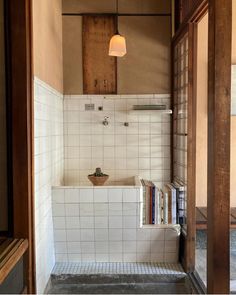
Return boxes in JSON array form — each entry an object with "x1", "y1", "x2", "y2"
[
  {"x1": 5, "y1": 0, "x2": 35, "y2": 293},
  {"x1": 185, "y1": 22, "x2": 197, "y2": 273},
  {"x1": 207, "y1": 0, "x2": 232, "y2": 293}
]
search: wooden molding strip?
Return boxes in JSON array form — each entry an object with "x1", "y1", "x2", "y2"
[{"x1": 0, "y1": 239, "x2": 28, "y2": 284}]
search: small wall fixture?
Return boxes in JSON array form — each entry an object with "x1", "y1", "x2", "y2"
[{"x1": 109, "y1": 0, "x2": 127, "y2": 57}]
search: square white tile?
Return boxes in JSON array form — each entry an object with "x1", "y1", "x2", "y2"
[
  {"x1": 80, "y1": 203, "x2": 94, "y2": 216},
  {"x1": 80, "y1": 216, "x2": 94, "y2": 229},
  {"x1": 53, "y1": 217, "x2": 66, "y2": 229},
  {"x1": 95, "y1": 229, "x2": 109, "y2": 241},
  {"x1": 79, "y1": 189, "x2": 94, "y2": 203},
  {"x1": 95, "y1": 241, "x2": 109, "y2": 254},
  {"x1": 65, "y1": 204, "x2": 80, "y2": 216},
  {"x1": 66, "y1": 217, "x2": 80, "y2": 229},
  {"x1": 52, "y1": 189, "x2": 65, "y2": 203},
  {"x1": 108, "y1": 189, "x2": 123, "y2": 203},
  {"x1": 108, "y1": 203, "x2": 122, "y2": 216},
  {"x1": 80, "y1": 229, "x2": 95, "y2": 241},
  {"x1": 94, "y1": 203, "x2": 108, "y2": 216},
  {"x1": 94, "y1": 189, "x2": 108, "y2": 202},
  {"x1": 123, "y1": 216, "x2": 136, "y2": 229},
  {"x1": 66, "y1": 229, "x2": 81, "y2": 242},
  {"x1": 67, "y1": 242, "x2": 81, "y2": 254},
  {"x1": 109, "y1": 241, "x2": 122, "y2": 253},
  {"x1": 95, "y1": 216, "x2": 108, "y2": 228},
  {"x1": 123, "y1": 189, "x2": 137, "y2": 202},
  {"x1": 81, "y1": 242, "x2": 95, "y2": 254},
  {"x1": 65, "y1": 189, "x2": 79, "y2": 203},
  {"x1": 123, "y1": 229, "x2": 136, "y2": 241},
  {"x1": 109, "y1": 216, "x2": 122, "y2": 228},
  {"x1": 109, "y1": 228, "x2": 122, "y2": 241}
]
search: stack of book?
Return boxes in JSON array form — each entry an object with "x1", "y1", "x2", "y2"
[
  {"x1": 141, "y1": 179, "x2": 186, "y2": 225},
  {"x1": 141, "y1": 179, "x2": 163, "y2": 225},
  {"x1": 163, "y1": 180, "x2": 186, "y2": 225}
]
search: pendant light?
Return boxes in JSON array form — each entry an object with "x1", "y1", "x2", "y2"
[{"x1": 109, "y1": 0, "x2": 127, "y2": 57}]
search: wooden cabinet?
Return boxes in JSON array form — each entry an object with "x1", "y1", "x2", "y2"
[{"x1": 82, "y1": 15, "x2": 117, "y2": 94}]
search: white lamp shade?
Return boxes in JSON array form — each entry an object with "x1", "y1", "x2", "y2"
[{"x1": 109, "y1": 34, "x2": 127, "y2": 57}]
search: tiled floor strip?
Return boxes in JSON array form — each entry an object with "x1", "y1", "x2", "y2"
[{"x1": 52, "y1": 262, "x2": 185, "y2": 275}]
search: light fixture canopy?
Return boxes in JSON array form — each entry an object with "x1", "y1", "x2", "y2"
[
  {"x1": 108, "y1": 0, "x2": 127, "y2": 57},
  {"x1": 109, "y1": 34, "x2": 127, "y2": 57}
]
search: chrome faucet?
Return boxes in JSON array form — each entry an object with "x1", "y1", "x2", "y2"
[{"x1": 103, "y1": 116, "x2": 109, "y2": 126}]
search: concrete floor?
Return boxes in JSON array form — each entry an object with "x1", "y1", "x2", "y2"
[
  {"x1": 47, "y1": 262, "x2": 194, "y2": 294},
  {"x1": 195, "y1": 230, "x2": 236, "y2": 293}
]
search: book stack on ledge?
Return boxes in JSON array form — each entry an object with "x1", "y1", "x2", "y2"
[{"x1": 141, "y1": 179, "x2": 186, "y2": 226}]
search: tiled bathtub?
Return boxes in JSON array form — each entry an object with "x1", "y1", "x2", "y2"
[{"x1": 52, "y1": 177, "x2": 180, "y2": 263}]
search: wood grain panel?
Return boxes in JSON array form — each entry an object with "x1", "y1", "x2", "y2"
[
  {"x1": 207, "y1": 0, "x2": 232, "y2": 293},
  {"x1": 83, "y1": 15, "x2": 117, "y2": 94}
]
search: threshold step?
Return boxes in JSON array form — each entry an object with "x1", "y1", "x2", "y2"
[
  {"x1": 52, "y1": 262, "x2": 185, "y2": 276},
  {"x1": 51, "y1": 273, "x2": 187, "y2": 285},
  {"x1": 47, "y1": 282, "x2": 192, "y2": 294}
]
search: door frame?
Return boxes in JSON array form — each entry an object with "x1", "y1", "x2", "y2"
[
  {"x1": 172, "y1": 0, "x2": 208, "y2": 274},
  {"x1": 173, "y1": 0, "x2": 232, "y2": 293},
  {"x1": 4, "y1": 0, "x2": 35, "y2": 292}
]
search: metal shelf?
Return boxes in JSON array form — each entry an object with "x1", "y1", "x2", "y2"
[{"x1": 129, "y1": 109, "x2": 172, "y2": 115}]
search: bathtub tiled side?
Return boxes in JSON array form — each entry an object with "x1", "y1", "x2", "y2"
[{"x1": 52, "y1": 186, "x2": 180, "y2": 263}]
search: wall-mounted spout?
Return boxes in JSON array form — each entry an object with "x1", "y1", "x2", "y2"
[{"x1": 103, "y1": 116, "x2": 109, "y2": 126}]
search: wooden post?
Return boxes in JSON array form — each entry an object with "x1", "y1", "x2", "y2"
[{"x1": 207, "y1": 0, "x2": 232, "y2": 293}]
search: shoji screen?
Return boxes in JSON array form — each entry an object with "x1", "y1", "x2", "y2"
[{"x1": 173, "y1": 32, "x2": 188, "y2": 226}]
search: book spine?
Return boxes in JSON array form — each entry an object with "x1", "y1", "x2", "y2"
[
  {"x1": 163, "y1": 192, "x2": 168, "y2": 224},
  {"x1": 146, "y1": 187, "x2": 150, "y2": 224},
  {"x1": 152, "y1": 186, "x2": 155, "y2": 224},
  {"x1": 149, "y1": 184, "x2": 152, "y2": 224},
  {"x1": 141, "y1": 180, "x2": 146, "y2": 225},
  {"x1": 144, "y1": 181, "x2": 150, "y2": 224},
  {"x1": 178, "y1": 187, "x2": 185, "y2": 225},
  {"x1": 171, "y1": 187, "x2": 177, "y2": 224},
  {"x1": 175, "y1": 187, "x2": 180, "y2": 224},
  {"x1": 154, "y1": 187, "x2": 157, "y2": 224},
  {"x1": 161, "y1": 192, "x2": 164, "y2": 224},
  {"x1": 168, "y1": 190, "x2": 172, "y2": 224},
  {"x1": 155, "y1": 189, "x2": 161, "y2": 224}
]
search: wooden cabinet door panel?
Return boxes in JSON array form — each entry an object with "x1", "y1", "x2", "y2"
[{"x1": 83, "y1": 15, "x2": 117, "y2": 94}]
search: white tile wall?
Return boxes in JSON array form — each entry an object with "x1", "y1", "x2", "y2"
[
  {"x1": 52, "y1": 186, "x2": 180, "y2": 263},
  {"x1": 64, "y1": 94, "x2": 171, "y2": 187},
  {"x1": 34, "y1": 77, "x2": 64, "y2": 294}
]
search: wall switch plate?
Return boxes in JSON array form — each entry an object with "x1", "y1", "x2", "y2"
[{"x1": 85, "y1": 104, "x2": 95, "y2": 111}]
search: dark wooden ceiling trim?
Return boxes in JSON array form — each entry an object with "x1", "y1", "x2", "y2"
[
  {"x1": 63, "y1": 13, "x2": 171, "y2": 16},
  {"x1": 175, "y1": 0, "x2": 208, "y2": 33}
]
